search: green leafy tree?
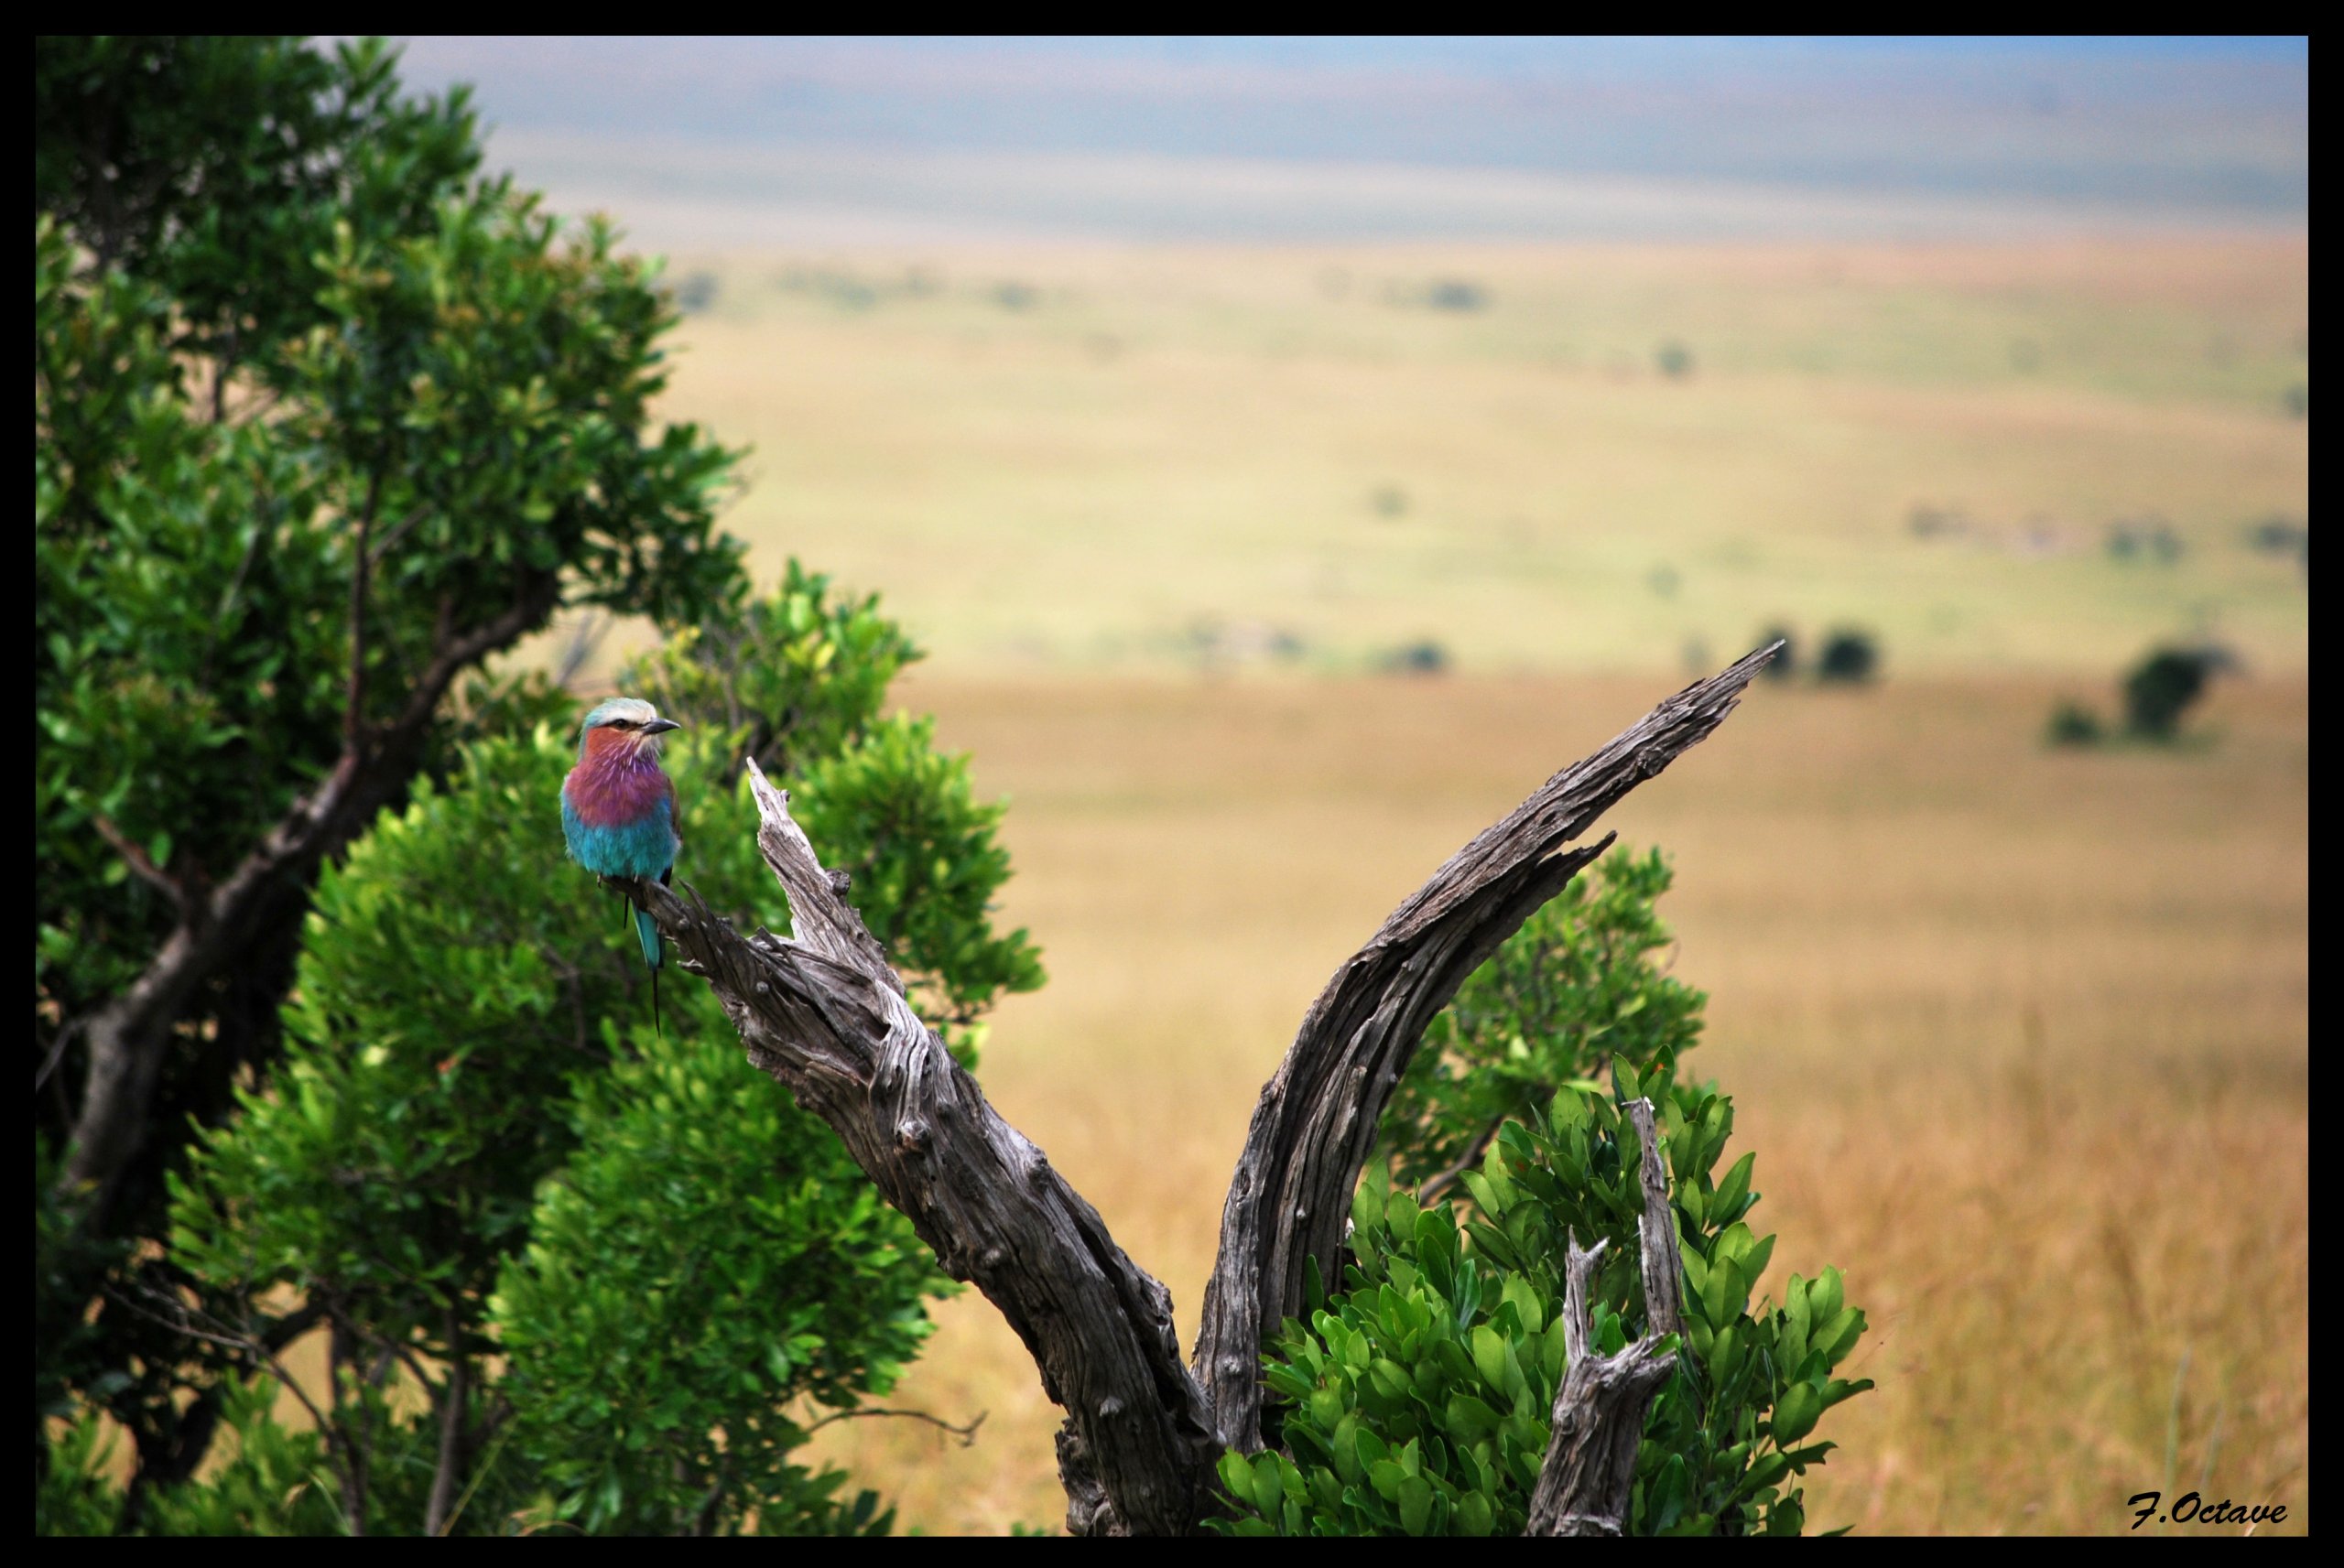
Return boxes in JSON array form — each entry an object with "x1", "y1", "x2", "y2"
[
  {"x1": 39, "y1": 33, "x2": 738, "y2": 1520},
  {"x1": 1216, "y1": 850, "x2": 1872, "y2": 1536},
  {"x1": 49, "y1": 570, "x2": 1040, "y2": 1535}
]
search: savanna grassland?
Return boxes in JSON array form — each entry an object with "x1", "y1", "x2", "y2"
[
  {"x1": 636, "y1": 235, "x2": 2307, "y2": 678},
  {"x1": 572, "y1": 235, "x2": 2305, "y2": 1532}
]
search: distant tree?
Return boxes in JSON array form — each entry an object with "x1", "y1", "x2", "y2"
[
  {"x1": 2122, "y1": 646, "x2": 2220, "y2": 741},
  {"x1": 2043, "y1": 700, "x2": 2106, "y2": 748},
  {"x1": 1426, "y1": 279, "x2": 1489, "y2": 312},
  {"x1": 1654, "y1": 340, "x2": 1696, "y2": 380},
  {"x1": 1381, "y1": 641, "x2": 1452, "y2": 676},
  {"x1": 1757, "y1": 627, "x2": 1799, "y2": 682},
  {"x1": 1814, "y1": 630, "x2": 1881, "y2": 685}
]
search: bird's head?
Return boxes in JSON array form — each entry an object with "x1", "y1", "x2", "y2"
[{"x1": 578, "y1": 697, "x2": 683, "y2": 762}]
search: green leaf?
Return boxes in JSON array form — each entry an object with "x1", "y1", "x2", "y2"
[
  {"x1": 1650, "y1": 1452, "x2": 1689, "y2": 1531},
  {"x1": 1460, "y1": 1169, "x2": 1506, "y2": 1218},
  {"x1": 1500, "y1": 1274, "x2": 1544, "y2": 1336},
  {"x1": 1398, "y1": 1475, "x2": 1434, "y2": 1536},
  {"x1": 1712, "y1": 1150, "x2": 1754, "y2": 1219},
  {"x1": 1707, "y1": 1320, "x2": 1741, "y2": 1385},
  {"x1": 1330, "y1": 1413, "x2": 1363, "y2": 1482},
  {"x1": 1773, "y1": 1380, "x2": 1823, "y2": 1444},
  {"x1": 1251, "y1": 1453, "x2": 1286, "y2": 1517},
  {"x1": 1740, "y1": 1450, "x2": 1793, "y2": 1496},
  {"x1": 1471, "y1": 1325, "x2": 1510, "y2": 1394},
  {"x1": 1217, "y1": 1450, "x2": 1255, "y2": 1506},
  {"x1": 1821, "y1": 1377, "x2": 1875, "y2": 1411},
  {"x1": 1810, "y1": 1266, "x2": 1844, "y2": 1324},
  {"x1": 1444, "y1": 1391, "x2": 1502, "y2": 1440},
  {"x1": 1740, "y1": 1231, "x2": 1776, "y2": 1287},
  {"x1": 1700, "y1": 1254, "x2": 1741, "y2": 1330},
  {"x1": 1451, "y1": 1257, "x2": 1482, "y2": 1331},
  {"x1": 1542, "y1": 1316, "x2": 1568, "y2": 1383},
  {"x1": 1816, "y1": 1306, "x2": 1865, "y2": 1367}
]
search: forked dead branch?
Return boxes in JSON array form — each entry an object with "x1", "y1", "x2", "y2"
[{"x1": 619, "y1": 643, "x2": 1779, "y2": 1534}]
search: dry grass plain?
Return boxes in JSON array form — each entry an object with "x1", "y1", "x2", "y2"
[
  {"x1": 792, "y1": 667, "x2": 2307, "y2": 1535},
  {"x1": 641, "y1": 235, "x2": 2308, "y2": 680}
]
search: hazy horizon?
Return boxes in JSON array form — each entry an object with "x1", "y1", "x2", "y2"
[{"x1": 384, "y1": 35, "x2": 2307, "y2": 248}]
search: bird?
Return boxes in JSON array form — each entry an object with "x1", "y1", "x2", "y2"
[{"x1": 560, "y1": 697, "x2": 683, "y2": 1034}]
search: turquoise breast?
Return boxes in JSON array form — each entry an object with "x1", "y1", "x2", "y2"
[{"x1": 562, "y1": 795, "x2": 675, "y2": 879}]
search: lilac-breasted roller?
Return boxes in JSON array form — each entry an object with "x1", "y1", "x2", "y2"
[{"x1": 561, "y1": 697, "x2": 682, "y2": 1032}]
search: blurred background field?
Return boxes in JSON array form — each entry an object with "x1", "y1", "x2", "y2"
[
  {"x1": 446, "y1": 36, "x2": 2306, "y2": 1534},
  {"x1": 636, "y1": 235, "x2": 2306, "y2": 678}
]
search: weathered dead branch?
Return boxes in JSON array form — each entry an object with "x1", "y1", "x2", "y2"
[
  {"x1": 629, "y1": 762, "x2": 1218, "y2": 1535},
  {"x1": 624, "y1": 644, "x2": 1776, "y2": 1533},
  {"x1": 1192, "y1": 643, "x2": 1774, "y2": 1451},
  {"x1": 1526, "y1": 1097, "x2": 1686, "y2": 1535}
]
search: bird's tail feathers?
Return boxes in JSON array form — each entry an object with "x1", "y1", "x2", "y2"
[{"x1": 633, "y1": 903, "x2": 663, "y2": 971}]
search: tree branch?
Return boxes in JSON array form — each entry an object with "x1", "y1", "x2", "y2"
[
  {"x1": 423, "y1": 1304, "x2": 469, "y2": 1538},
  {"x1": 1413, "y1": 1114, "x2": 1507, "y2": 1207},
  {"x1": 344, "y1": 470, "x2": 383, "y2": 751},
  {"x1": 619, "y1": 761, "x2": 1220, "y2": 1535},
  {"x1": 102, "y1": 1278, "x2": 345, "y2": 1492},
  {"x1": 91, "y1": 815, "x2": 188, "y2": 912},
  {"x1": 1192, "y1": 643, "x2": 1778, "y2": 1451},
  {"x1": 801, "y1": 1405, "x2": 986, "y2": 1447},
  {"x1": 1526, "y1": 1097, "x2": 1684, "y2": 1536}
]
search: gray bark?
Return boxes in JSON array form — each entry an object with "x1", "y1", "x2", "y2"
[
  {"x1": 1191, "y1": 643, "x2": 1774, "y2": 1452},
  {"x1": 629, "y1": 762, "x2": 1218, "y2": 1535},
  {"x1": 1526, "y1": 1097, "x2": 1687, "y2": 1536},
  {"x1": 622, "y1": 644, "x2": 1775, "y2": 1533}
]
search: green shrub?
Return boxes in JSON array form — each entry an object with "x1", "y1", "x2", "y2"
[
  {"x1": 156, "y1": 573, "x2": 1039, "y2": 1534},
  {"x1": 1218, "y1": 849, "x2": 1872, "y2": 1537},
  {"x1": 2044, "y1": 700, "x2": 2106, "y2": 748}
]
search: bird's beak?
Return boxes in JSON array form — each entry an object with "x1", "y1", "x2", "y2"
[{"x1": 643, "y1": 718, "x2": 682, "y2": 735}]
